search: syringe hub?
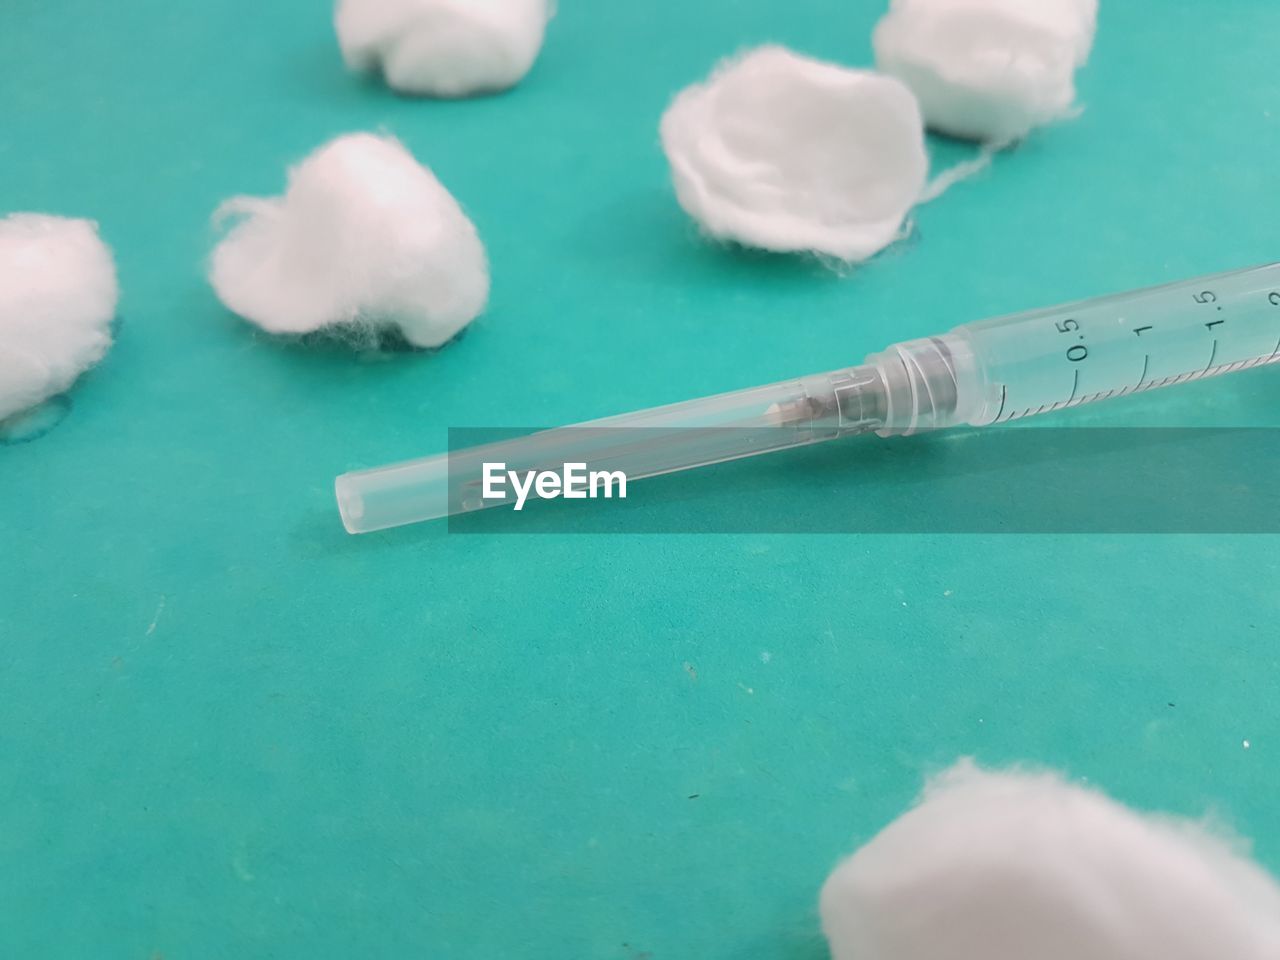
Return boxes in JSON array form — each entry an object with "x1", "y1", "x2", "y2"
[{"x1": 865, "y1": 334, "x2": 977, "y2": 435}]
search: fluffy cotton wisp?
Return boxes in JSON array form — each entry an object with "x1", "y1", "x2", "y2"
[
  {"x1": 335, "y1": 0, "x2": 555, "y2": 97},
  {"x1": 821, "y1": 761, "x2": 1280, "y2": 960},
  {"x1": 660, "y1": 46, "x2": 928, "y2": 262},
  {"x1": 209, "y1": 133, "x2": 489, "y2": 349},
  {"x1": 0, "y1": 214, "x2": 118, "y2": 422},
  {"x1": 873, "y1": 0, "x2": 1099, "y2": 143}
]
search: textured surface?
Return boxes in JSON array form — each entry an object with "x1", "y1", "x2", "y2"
[
  {"x1": 209, "y1": 132, "x2": 489, "y2": 347},
  {"x1": 2, "y1": 2, "x2": 1279, "y2": 958},
  {"x1": 873, "y1": 0, "x2": 1098, "y2": 142},
  {"x1": 821, "y1": 762, "x2": 1280, "y2": 960},
  {"x1": 660, "y1": 46, "x2": 927, "y2": 259},
  {"x1": 0, "y1": 214, "x2": 117, "y2": 420}
]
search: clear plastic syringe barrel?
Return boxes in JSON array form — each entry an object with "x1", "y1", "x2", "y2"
[
  {"x1": 926, "y1": 262, "x2": 1280, "y2": 428},
  {"x1": 336, "y1": 263, "x2": 1280, "y2": 532}
]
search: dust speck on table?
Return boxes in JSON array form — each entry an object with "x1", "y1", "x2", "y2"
[{"x1": 145, "y1": 595, "x2": 166, "y2": 636}]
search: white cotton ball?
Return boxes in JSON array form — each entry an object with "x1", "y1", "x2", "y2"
[
  {"x1": 0, "y1": 214, "x2": 118, "y2": 422},
  {"x1": 659, "y1": 46, "x2": 928, "y2": 262},
  {"x1": 873, "y1": 0, "x2": 1099, "y2": 142},
  {"x1": 821, "y1": 761, "x2": 1280, "y2": 960},
  {"x1": 335, "y1": 0, "x2": 554, "y2": 97},
  {"x1": 209, "y1": 133, "x2": 489, "y2": 349}
]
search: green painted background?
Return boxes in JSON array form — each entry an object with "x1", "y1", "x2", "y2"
[{"x1": 3, "y1": 1, "x2": 1278, "y2": 957}]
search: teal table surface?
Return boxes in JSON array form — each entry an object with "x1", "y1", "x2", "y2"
[{"x1": 3, "y1": 1, "x2": 1279, "y2": 957}]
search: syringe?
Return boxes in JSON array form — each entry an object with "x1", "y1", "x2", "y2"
[{"x1": 336, "y1": 263, "x2": 1280, "y2": 533}]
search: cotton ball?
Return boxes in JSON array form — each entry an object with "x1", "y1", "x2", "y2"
[
  {"x1": 873, "y1": 0, "x2": 1099, "y2": 142},
  {"x1": 660, "y1": 46, "x2": 927, "y2": 262},
  {"x1": 336, "y1": 0, "x2": 554, "y2": 97},
  {"x1": 210, "y1": 133, "x2": 489, "y2": 349},
  {"x1": 0, "y1": 214, "x2": 118, "y2": 422},
  {"x1": 821, "y1": 761, "x2": 1280, "y2": 960}
]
